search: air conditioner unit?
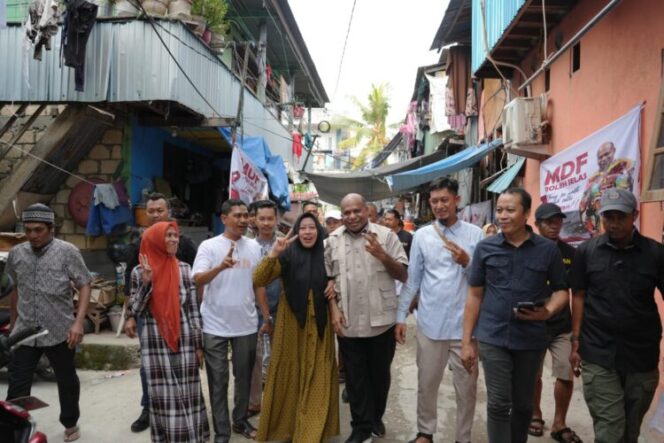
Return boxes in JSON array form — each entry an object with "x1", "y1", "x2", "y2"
[{"x1": 503, "y1": 97, "x2": 543, "y2": 146}]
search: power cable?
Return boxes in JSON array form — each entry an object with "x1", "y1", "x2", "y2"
[
  {"x1": 126, "y1": 3, "x2": 356, "y2": 169},
  {"x1": 333, "y1": 0, "x2": 357, "y2": 100}
]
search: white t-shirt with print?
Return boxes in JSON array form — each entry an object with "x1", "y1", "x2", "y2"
[{"x1": 192, "y1": 235, "x2": 261, "y2": 337}]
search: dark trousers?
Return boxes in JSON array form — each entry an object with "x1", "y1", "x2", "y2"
[
  {"x1": 137, "y1": 316, "x2": 149, "y2": 408},
  {"x1": 6, "y1": 341, "x2": 80, "y2": 428},
  {"x1": 204, "y1": 332, "x2": 257, "y2": 443},
  {"x1": 479, "y1": 342, "x2": 544, "y2": 443},
  {"x1": 338, "y1": 326, "x2": 396, "y2": 434}
]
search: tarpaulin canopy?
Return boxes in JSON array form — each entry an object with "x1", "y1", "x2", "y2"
[
  {"x1": 304, "y1": 149, "x2": 448, "y2": 205},
  {"x1": 387, "y1": 139, "x2": 503, "y2": 192},
  {"x1": 219, "y1": 127, "x2": 290, "y2": 210},
  {"x1": 487, "y1": 156, "x2": 525, "y2": 194}
]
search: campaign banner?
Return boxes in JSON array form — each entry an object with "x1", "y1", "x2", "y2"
[
  {"x1": 229, "y1": 146, "x2": 269, "y2": 205},
  {"x1": 540, "y1": 104, "x2": 641, "y2": 242}
]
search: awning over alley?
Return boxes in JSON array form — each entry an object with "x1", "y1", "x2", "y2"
[
  {"x1": 487, "y1": 156, "x2": 526, "y2": 194},
  {"x1": 304, "y1": 149, "x2": 447, "y2": 205},
  {"x1": 387, "y1": 139, "x2": 503, "y2": 192}
]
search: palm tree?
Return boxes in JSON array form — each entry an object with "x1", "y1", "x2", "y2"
[{"x1": 336, "y1": 84, "x2": 392, "y2": 169}]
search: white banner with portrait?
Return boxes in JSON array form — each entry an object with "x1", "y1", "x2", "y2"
[
  {"x1": 229, "y1": 146, "x2": 269, "y2": 205},
  {"x1": 539, "y1": 104, "x2": 641, "y2": 242}
]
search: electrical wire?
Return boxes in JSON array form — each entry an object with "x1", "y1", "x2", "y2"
[
  {"x1": 125, "y1": 2, "x2": 355, "y2": 169},
  {"x1": 333, "y1": 0, "x2": 357, "y2": 100},
  {"x1": 129, "y1": 0, "x2": 222, "y2": 117},
  {"x1": 479, "y1": 0, "x2": 530, "y2": 98}
]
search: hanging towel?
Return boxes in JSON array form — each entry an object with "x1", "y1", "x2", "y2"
[{"x1": 93, "y1": 183, "x2": 120, "y2": 209}]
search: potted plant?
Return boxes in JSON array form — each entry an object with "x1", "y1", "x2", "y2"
[{"x1": 191, "y1": 0, "x2": 228, "y2": 45}]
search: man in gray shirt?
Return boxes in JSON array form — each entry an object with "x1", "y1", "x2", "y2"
[
  {"x1": 5, "y1": 203, "x2": 92, "y2": 442},
  {"x1": 325, "y1": 193, "x2": 408, "y2": 443}
]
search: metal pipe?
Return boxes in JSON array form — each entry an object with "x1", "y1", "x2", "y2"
[{"x1": 518, "y1": 0, "x2": 622, "y2": 91}]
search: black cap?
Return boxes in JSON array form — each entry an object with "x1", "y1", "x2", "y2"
[{"x1": 535, "y1": 203, "x2": 566, "y2": 221}]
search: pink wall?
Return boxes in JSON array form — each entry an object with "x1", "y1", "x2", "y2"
[{"x1": 517, "y1": 0, "x2": 664, "y2": 242}]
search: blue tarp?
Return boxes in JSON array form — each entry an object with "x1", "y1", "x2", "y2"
[
  {"x1": 219, "y1": 128, "x2": 291, "y2": 210},
  {"x1": 386, "y1": 139, "x2": 503, "y2": 192},
  {"x1": 487, "y1": 156, "x2": 525, "y2": 194}
]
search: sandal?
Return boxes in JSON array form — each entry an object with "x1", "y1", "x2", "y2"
[
  {"x1": 408, "y1": 432, "x2": 433, "y2": 443},
  {"x1": 232, "y1": 419, "x2": 257, "y2": 439},
  {"x1": 528, "y1": 418, "x2": 545, "y2": 437},
  {"x1": 551, "y1": 427, "x2": 583, "y2": 443},
  {"x1": 64, "y1": 426, "x2": 80, "y2": 442}
]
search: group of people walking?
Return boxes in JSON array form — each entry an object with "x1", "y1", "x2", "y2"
[{"x1": 3, "y1": 175, "x2": 663, "y2": 443}]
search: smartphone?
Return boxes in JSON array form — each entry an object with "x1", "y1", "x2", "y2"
[{"x1": 516, "y1": 300, "x2": 545, "y2": 311}]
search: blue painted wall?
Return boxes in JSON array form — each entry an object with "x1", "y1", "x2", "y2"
[{"x1": 129, "y1": 121, "x2": 215, "y2": 204}]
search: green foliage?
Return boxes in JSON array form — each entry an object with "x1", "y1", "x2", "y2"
[
  {"x1": 191, "y1": 0, "x2": 229, "y2": 34},
  {"x1": 337, "y1": 83, "x2": 392, "y2": 169}
]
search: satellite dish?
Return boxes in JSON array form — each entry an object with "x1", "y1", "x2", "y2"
[{"x1": 318, "y1": 120, "x2": 331, "y2": 134}]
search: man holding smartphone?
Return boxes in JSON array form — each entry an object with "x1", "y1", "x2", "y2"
[{"x1": 461, "y1": 188, "x2": 570, "y2": 443}]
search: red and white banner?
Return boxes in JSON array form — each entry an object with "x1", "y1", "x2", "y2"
[
  {"x1": 539, "y1": 104, "x2": 641, "y2": 242},
  {"x1": 229, "y1": 146, "x2": 269, "y2": 204}
]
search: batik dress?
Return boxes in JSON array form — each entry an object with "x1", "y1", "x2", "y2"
[
  {"x1": 253, "y1": 256, "x2": 339, "y2": 442},
  {"x1": 131, "y1": 262, "x2": 210, "y2": 443}
]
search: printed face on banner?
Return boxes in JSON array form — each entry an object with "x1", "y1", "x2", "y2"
[
  {"x1": 229, "y1": 147, "x2": 269, "y2": 204},
  {"x1": 539, "y1": 106, "x2": 641, "y2": 243}
]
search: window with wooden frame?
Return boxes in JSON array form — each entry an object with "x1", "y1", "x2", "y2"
[{"x1": 642, "y1": 66, "x2": 664, "y2": 201}]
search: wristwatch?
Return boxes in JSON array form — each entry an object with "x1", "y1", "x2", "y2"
[
  {"x1": 265, "y1": 316, "x2": 274, "y2": 325},
  {"x1": 570, "y1": 334, "x2": 580, "y2": 342}
]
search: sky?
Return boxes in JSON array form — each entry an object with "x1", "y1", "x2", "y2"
[{"x1": 289, "y1": 0, "x2": 449, "y2": 127}]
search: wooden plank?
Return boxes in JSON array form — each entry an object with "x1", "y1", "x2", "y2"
[
  {"x1": 0, "y1": 104, "x2": 47, "y2": 161},
  {"x1": 642, "y1": 75, "x2": 664, "y2": 202},
  {"x1": 0, "y1": 105, "x2": 90, "y2": 217},
  {"x1": 0, "y1": 103, "x2": 29, "y2": 140}
]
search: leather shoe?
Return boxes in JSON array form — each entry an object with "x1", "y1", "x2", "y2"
[
  {"x1": 345, "y1": 428, "x2": 372, "y2": 442},
  {"x1": 130, "y1": 408, "x2": 150, "y2": 433},
  {"x1": 371, "y1": 420, "x2": 386, "y2": 437}
]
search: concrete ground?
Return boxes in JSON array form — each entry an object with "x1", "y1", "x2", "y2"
[{"x1": 2, "y1": 318, "x2": 662, "y2": 442}]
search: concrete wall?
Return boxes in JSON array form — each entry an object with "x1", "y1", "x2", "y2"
[
  {"x1": 516, "y1": 0, "x2": 664, "y2": 241},
  {"x1": 52, "y1": 127, "x2": 125, "y2": 251}
]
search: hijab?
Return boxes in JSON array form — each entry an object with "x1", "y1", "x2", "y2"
[
  {"x1": 279, "y1": 213, "x2": 328, "y2": 338},
  {"x1": 140, "y1": 221, "x2": 181, "y2": 352}
]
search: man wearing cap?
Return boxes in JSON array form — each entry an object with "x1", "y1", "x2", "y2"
[
  {"x1": 570, "y1": 188, "x2": 664, "y2": 443},
  {"x1": 530, "y1": 203, "x2": 581, "y2": 443},
  {"x1": 5, "y1": 203, "x2": 92, "y2": 442},
  {"x1": 325, "y1": 209, "x2": 343, "y2": 234}
]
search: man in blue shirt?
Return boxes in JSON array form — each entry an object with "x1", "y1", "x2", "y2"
[
  {"x1": 395, "y1": 177, "x2": 484, "y2": 443},
  {"x1": 461, "y1": 188, "x2": 569, "y2": 443}
]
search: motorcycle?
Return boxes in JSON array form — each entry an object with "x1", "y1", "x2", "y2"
[{"x1": 0, "y1": 272, "x2": 49, "y2": 443}]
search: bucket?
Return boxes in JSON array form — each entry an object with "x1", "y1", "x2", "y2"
[
  {"x1": 108, "y1": 307, "x2": 123, "y2": 333},
  {"x1": 114, "y1": 0, "x2": 139, "y2": 17},
  {"x1": 134, "y1": 206, "x2": 150, "y2": 227},
  {"x1": 141, "y1": 0, "x2": 168, "y2": 16},
  {"x1": 168, "y1": 0, "x2": 191, "y2": 19}
]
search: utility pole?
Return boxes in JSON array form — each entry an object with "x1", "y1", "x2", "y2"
[{"x1": 231, "y1": 43, "x2": 251, "y2": 147}]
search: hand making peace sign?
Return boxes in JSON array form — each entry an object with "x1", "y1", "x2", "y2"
[
  {"x1": 139, "y1": 253, "x2": 153, "y2": 285},
  {"x1": 268, "y1": 232, "x2": 299, "y2": 258}
]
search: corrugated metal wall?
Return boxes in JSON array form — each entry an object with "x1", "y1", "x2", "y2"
[
  {"x1": 0, "y1": 20, "x2": 294, "y2": 163},
  {"x1": 471, "y1": 0, "x2": 526, "y2": 73}
]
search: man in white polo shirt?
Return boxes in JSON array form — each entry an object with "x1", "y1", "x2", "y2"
[{"x1": 193, "y1": 199, "x2": 270, "y2": 443}]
